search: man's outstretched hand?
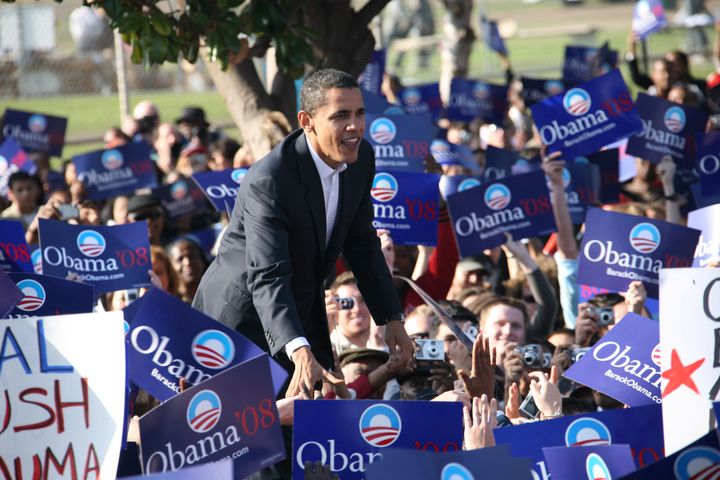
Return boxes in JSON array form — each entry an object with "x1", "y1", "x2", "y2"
[
  {"x1": 458, "y1": 333, "x2": 497, "y2": 400},
  {"x1": 384, "y1": 319, "x2": 415, "y2": 368},
  {"x1": 288, "y1": 347, "x2": 326, "y2": 399}
]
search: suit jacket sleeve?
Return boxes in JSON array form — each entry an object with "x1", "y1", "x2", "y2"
[
  {"x1": 342, "y1": 156, "x2": 404, "y2": 325},
  {"x1": 243, "y1": 175, "x2": 304, "y2": 355}
]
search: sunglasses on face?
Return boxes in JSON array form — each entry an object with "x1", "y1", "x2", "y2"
[{"x1": 130, "y1": 209, "x2": 163, "y2": 222}]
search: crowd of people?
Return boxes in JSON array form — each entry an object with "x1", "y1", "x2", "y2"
[{"x1": 2, "y1": 17, "x2": 720, "y2": 480}]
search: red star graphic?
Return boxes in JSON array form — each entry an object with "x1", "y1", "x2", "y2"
[{"x1": 661, "y1": 349, "x2": 705, "y2": 397}]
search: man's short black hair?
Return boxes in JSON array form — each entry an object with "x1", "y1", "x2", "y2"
[
  {"x1": 300, "y1": 69, "x2": 359, "y2": 114},
  {"x1": 8, "y1": 171, "x2": 37, "y2": 191}
]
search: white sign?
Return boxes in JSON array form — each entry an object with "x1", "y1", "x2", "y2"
[
  {"x1": 660, "y1": 268, "x2": 720, "y2": 454},
  {"x1": 0, "y1": 312, "x2": 126, "y2": 477}
]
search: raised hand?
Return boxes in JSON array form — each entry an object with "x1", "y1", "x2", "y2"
[
  {"x1": 458, "y1": 333, "x2": 497, "y2": 400},
  {"x1": 463, "y1": 394, "x2": 497, "y2": 450}
]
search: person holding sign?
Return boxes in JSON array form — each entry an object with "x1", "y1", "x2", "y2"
[{"x1": 193, "y1": 69, "x2": 414, "y2": 398}]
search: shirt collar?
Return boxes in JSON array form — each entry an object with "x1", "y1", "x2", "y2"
[{"x1": 306, "y1": 135, "x2": 347, "y2": 179}]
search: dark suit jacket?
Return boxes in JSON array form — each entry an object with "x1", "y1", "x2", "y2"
[{"x1": 192, "y1": 129, "x2": 402, "y2": 369}]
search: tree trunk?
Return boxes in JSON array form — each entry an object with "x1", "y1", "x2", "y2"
[
  {"x1": 440, "y1": 0, "x2": 475, "y2": 105},
  {"x1": 202, "y1": 53, "x2": 291, "y2": 160}
]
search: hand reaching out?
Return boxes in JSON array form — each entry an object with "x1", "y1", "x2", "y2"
[
  {"x1": 528, "y1": 366, "x2": 562, "y2": 419},
  {"x1": 458, "y1": 333, "x2": 497, "y2": 400},
  {"x1": 463, "y1": 394, "x2": 497, "y2": 450}
]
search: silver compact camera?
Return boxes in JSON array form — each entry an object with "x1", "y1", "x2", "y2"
[
  {"x1": 415, "y1": 339, "x2": 445, "y2": 361},
  {"x1": 334, "y1": 297, "x2": 355, "y2": 310},
  {"x1": 515, "y1": 344, "x2": 551, "y2": 369},
  {"x1": 589, "y1": 306, "x2": 615, "y2": 326},
  {"x1": 570, "y1": 347, "x2": 591, "y2": 363}
]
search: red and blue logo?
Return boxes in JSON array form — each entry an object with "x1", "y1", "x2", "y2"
[
  {"x1": 76, "y1": 230, "x2": 107, "y2": 258},
  {"x1": 651, "y1": 343, "x2": 662, "y2": 367},
  {"x1": 101, "y1": 149, "x2": 124, "y2": 170},
  {"x1": 28, "y1": 114, "x2": 47, "y2": 133},
  {"x1": 191, "y1": 329, "x2": 235, "y2": 369},
  {"x1": 629, "y1": 223, "x2": 661, "y2": 254},
  {"x1": 31, "y1": 249, "x2": 42, "y2": 274},
  {"x1": 402, "y1": 88, "x2": 422, "y2": 106},
  {"x1": 186, "y1": 389, "x2": 222, "y2": 433},
  {"x1": 545, "y1": 80, "x2": 564, "y2": 96},
  {"x1": 16, "y1": 279, "x2": 46, "y2": 312},
  {"x1": 231, "y1": 168, "x2": 247, "y2": 184},
  {"x1": 586, "y1": 453, "x2": 612, "y2": 480},
  {"x1": 664, "y1": 106, "x2": 686, "y2": 133},
  {"x1": 563, "y1": 88, "x2": 592, "y2": 116},
  {"x1": 458, "y1": 178, "x2": 481, "y2": 192},
  {"x1": 472, "y1": 82, "x2": 490, "y2": 100},
  {"x1": 441, "y1": 463, "x2": 475, "y2": 480},
  {"x1": 565, "y1": 418, "x2": 612, "y2": 447},
  {"x1": 484, "y1": 183, "x2": 511, "y2": 210},
  {"x1": 673, "y1": 446, "x2": 720, "y2": 480},
  {"x1": 370, "y1": 118, "x2": 397, "y2": 144},
  {"x1": 171, "y1": 180, "x2": 189, "y2": 200},
  {"x1": 359, "y1": 404, "x2": 402, "y2": 447},
  {"x1": 371, "y1": 173, "x2": 398, "y2": 202}
]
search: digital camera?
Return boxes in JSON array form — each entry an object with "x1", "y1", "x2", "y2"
[
  {"x1": 589, "y1": 306, "x2": 615, "y2": 326},
  {"x1": 335, "y1": 297, "x2": 355, "y2": 310},
  {"x1": 415, "y1": 339, "x2": 445, "y2": 361},
  {"x1": 570, "y1": 347, "x2": 591, "y2": 363},
  {"x1": 515, "y1": 344, "x2": 551, "y2": 369}
]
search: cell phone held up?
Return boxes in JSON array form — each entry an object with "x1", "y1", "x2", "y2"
[{"x1": 57, "y1": 204, "x2": 79, "y2": 221}]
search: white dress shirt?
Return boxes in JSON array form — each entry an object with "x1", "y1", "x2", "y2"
[{"x1": 285, "y1": 138, "x2": 347, "y2": 357}]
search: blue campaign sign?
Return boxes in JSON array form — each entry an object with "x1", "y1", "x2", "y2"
[
  {"x1": 358, "y1": 50, "x2": 386, "y2": 96},
  {"x1": 563, "y1": 313, "x2": 662, "y2": 407},
  {"x1": 191, "y1": 168, "x2": 246, "y2": 213},
  {"x1": 0, "y1": 220, "x2": 33, "y2": 273},
  {"x1": 155, "y1": 178, "x2": 212, "y2": 220},
  {"x1": 5, "y1": 272, "x2": 94, "y2": 319},
  {"x1": 574, "y1": 149, "x2": 620, "y2": 204},
  {"x1": 531, "y1": 69, "x2": 642, "y2": 159},
  {"x1": 365, "y1": 445, "x2": 533, "y2": 480},
  {"x1": 446, "y1": 78, "x2": 508, "y2": 124},
  {"x1": 122, "y1": 461, "x2": 233, "y2": 480},
  {"x1": 1, "y1": 108, "x2": 68, "y2": 156},
  {"x1": 632, "y1": 0, "x2": 667, "y2": 39},
  {"x1": 398, "y1": 83, "x2": 443, "y2": 122},
  {"x1": 431, "y1": 139, "x2": 480, "y2": 174},
  {"x1": 577, "y1": 208, "x2": 701, "y2": 298},
  {"x1": 619, "y1": 430, "x2": 719, "y2": 480},
  {"x1": 123, "y1": 287, "x2": 287, "y2": 401},
  {"x1": 73, "y1": 142, "x2": 158, "y2": 200},
  {"x1": 481, "y1": 16, "x2": 508, "y2": 56},
  {"x1": 0, "y1": 137, "x2": 35, "y2": 198},
  {"x1": 365, "y1": 114, "x2": 434, "y2": 172},
  {"x1": 139, "y1": 355, "x2": 286, "y2": 479},
  {"x1": 521, "y1": 77, "x2": 566, "y2": 107},
  {"x1": 292, "y1": 400, "x2": 463, "y2": 480},
  {"x1": 562, "y1": 45, "x2": 619, "y2": 84},
  {"x1": 688, "y1": 204, "x2": 720, "y2": 267},
  {"x1": 363, "y1": 89, "x2": 406, "y2": 115},
  {"x1": 543, "y1": 445, "x2": 636, "y2": 480},
  {"x1": 695, "y1": 131, "x2": 720, "y2": 198},
  {"x1": 446, "y1": 170, "x2": 556, "y2": 257},
  {"x1": 493, "y1": 404, "x2": 664, "y2": 478},
  {"x1": 38, "y1": 219, "x2": 152, "y2": 293},
  {"x1": 438, "y1": 174, "x2": 482, "y2": 201},
  {"x1": 626, "y1": 93, "x2": 707, "y2": 165},
  {"x1": 371, "y1": 171, "x2": 440, "y2": 246},
  {"x1": 550, "y1": 162, "x2": 594, "y2": 224},
  {"x1": 0, "y1": 269, "x2": 22, "y2": 318},
  {"x1": 483, "y1": 146, "x2": 527, "y2": 181}
]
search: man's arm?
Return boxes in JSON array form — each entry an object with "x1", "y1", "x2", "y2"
[{"x1": 243, "y1": 176, "x2": 324, "y2": 397}]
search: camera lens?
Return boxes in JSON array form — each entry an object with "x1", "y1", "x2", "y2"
[{"x1": 427, "y1": 344, "x2": 441, "y2": 358}]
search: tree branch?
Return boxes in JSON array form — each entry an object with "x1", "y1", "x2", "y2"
[{"x1": 355, "y1": 0, "x2": 391, "y2": 28}]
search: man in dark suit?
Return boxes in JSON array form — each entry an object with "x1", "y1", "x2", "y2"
[{"x1": 193, "y1": 69, "x2": 413, "y2": 398}]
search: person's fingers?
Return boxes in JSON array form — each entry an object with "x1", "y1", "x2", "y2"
[
  {"x1": 463, "y1": 404, "x2": 472, "y2": 430},
  {"x1": 472, "y1": 334, "x2": 482, "y2": 373},
  {"x1": 483, "y1": 335, "x2": 491, "y2": 364},
  {"x1": 490, "y1": 397, "x2": 498, "y2": 426},
  {"x1": 473, "y1": 396, "x2": 481, "y2": 425},
  {"x1": 550, "y1": 365, "x2": 560, "y2": 385},
  {"x1": 457, "y1": 369, "x2": 471, "y2": 391},
  {"x1": 491, "y1": 347, "x2": 497, "y2": 367},
  {"x1": 480, "y1": 394, "x2": 489, "y2": 423},
  {"x1": 527, "y1": 371, "x2": 546, "y2": 383}
]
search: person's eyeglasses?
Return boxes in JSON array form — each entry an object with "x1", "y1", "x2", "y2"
[{"x1": 130, "y1": 210, "x2": 163, "y2": 221}]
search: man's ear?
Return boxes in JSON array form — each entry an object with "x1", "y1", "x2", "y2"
[{"x1": 297, "y1": 110, "x2": 313, "y2": 134}]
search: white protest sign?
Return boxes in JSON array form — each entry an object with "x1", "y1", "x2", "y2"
[
  {"x1": 660, "y1": 268, "x2": 720, "y2": 454},
  {"x1": 0, "y1": 312, "x2": 126, "y2": 478}
]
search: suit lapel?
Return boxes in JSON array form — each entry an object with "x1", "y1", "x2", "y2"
[{"x1": 296, "y1": 134, "x2": 326, "y2": 260}]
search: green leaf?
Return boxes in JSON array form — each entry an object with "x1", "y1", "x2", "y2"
[
  {"x1": 150, "y1": 10, "x2": 172, "y2": 36},
  {"x1": 130, "y1": 41, "x2": 143, "y2": 64}
]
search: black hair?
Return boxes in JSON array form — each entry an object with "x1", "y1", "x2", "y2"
[
  {"x1": 437, "y1": 300, "x2": 478, "y2": 325},
  {"x1": 300, "y1": 69, "x2": 359, "y2": 114},
  {"x1": 209, "y1": 137, "x2": 241, "y2": 160},
  {"x1": 8, "y1": 171, "x2": 39, "y2": 191}
]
